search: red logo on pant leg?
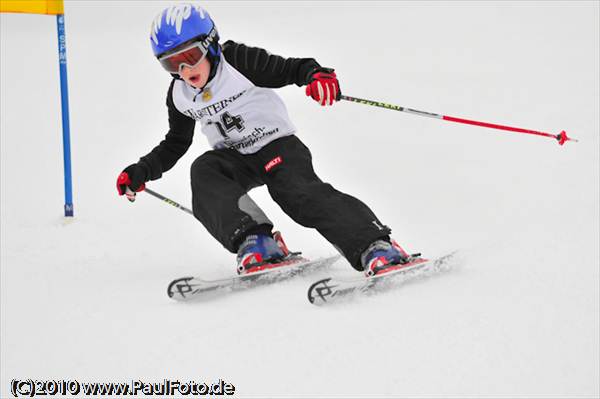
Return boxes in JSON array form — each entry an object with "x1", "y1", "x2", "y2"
[{"x1": 264, "y1": 156, "x2": 283, "y2": 172}]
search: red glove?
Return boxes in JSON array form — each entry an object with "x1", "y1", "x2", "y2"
[
  {"x1": 305, "y1": 68, "x2": 340, "y2": 106},
  {"x1": 116, "y1": 164, "x2": 147, "y2": 202}
]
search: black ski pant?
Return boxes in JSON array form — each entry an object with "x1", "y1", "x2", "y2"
[{"x1": 190, "y1": 135, "x2": 391, "y2": 271}]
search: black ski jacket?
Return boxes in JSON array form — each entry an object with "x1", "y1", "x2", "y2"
[{"x1": 137, "y1": 41, "x2": 321, "y2": 181}]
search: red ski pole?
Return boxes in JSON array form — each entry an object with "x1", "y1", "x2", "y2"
[{"x1": 340, "y1": 95, "x2": 577, "y2": 146}]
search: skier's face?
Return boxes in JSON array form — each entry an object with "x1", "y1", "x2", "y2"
[{"x1": 179, "y1": 57, "x2": 211, "y2": 89}]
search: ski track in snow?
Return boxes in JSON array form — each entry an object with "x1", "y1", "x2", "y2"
[{"x1": 1, "y1": 2, "x2": 598, "y2": 397}]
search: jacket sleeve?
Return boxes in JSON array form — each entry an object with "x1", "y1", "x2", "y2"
[
  {"x1": 138, "y1": 80, "x2": 196, "y2": 180},
  {"x1": 222, "y1": 40, "x2": 321, "y2": 88}
]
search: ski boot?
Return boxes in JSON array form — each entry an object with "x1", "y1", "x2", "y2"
[
  {"x1": 361, "y1": 239, "x2": 412, "y2": 277},
  {"x1": 236, "y1": 231, "x2": 290, "y2": 275}
]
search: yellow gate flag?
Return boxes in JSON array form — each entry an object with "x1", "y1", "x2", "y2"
[{"x1": 0, "y1": 0, "x2": 64, "y2": 15}]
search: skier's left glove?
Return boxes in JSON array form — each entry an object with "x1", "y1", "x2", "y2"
[
  {"x1": 116, "y1": 163, "x2": 148, "y2": 202},
  {"x1": 305, "y1": 67, "x2": 341, "y2": 106}
]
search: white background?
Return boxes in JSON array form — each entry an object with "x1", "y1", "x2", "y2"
[{"x1": 1, "y1": 1, "x2": 598, "y2": 397}]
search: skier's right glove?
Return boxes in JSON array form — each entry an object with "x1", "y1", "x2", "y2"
[
  {"x1": 305, "y1": 67, "x2": 341, "y2": 106},
  {"x1": 116, "y1": 163, "x2": 148, "y2": 202}
]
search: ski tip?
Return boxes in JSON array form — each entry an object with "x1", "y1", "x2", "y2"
[
  {"x1": 307, "y1": 278, "x2": 333, "y2": 305},
  {"x1": 167, "y1": 277, "x2": 194, "y2": 300}
]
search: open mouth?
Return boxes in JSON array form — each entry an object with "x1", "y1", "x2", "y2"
[{"x1": 189, "y1": 74, "x2": 201, "y2": 83}]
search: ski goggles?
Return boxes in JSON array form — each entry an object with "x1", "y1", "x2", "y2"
[{"x1": 158, "y1": 42, "x2": 209, "y2": 74}]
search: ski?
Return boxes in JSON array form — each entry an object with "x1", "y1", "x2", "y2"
[
  {"x1": 307, "y1": 251, "x2": 459, "y2": 306},
  {"x1": 168, "y1": 254, "x2": 341, "y2": 301}
]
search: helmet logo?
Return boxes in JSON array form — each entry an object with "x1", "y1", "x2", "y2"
[
  {"x1": 150, "y1": 4, "x2": 208, "y2": 46},
  {"x1": 200, "y1": 27, "x2": 218, "y2": 52},
  {"x1": 166, "y1": 5, "x2": 192, "y2": 35}
]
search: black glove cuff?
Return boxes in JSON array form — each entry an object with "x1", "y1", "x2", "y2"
[
  {"x1": 138, "y1": 154, "x2": 163, "y2": 181},
  {"x1": 137, "y1": 160, "x2": 152, "y2": 182},
  {"x1": 305, "y1": 66, "x2": 335, "y2": 83},
  {"x1": 122, "y1": 162, "x2": 149, "y2": 190}
]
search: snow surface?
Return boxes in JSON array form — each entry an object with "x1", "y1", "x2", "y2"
[{"x1": 1, "y1": 1, "x2": 599, "y2": 397}]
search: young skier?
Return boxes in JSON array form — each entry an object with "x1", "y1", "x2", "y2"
[{"x1": 116, "y1": 3, "x2": 410, "y2": 276}]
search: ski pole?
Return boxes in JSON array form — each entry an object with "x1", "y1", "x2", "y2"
[
  {"x1": 143, "y1": 187, "x2": 194, "y2": 215},
  {"x1": 340, "y1": 95, "x2": 577, "y2": 146}
]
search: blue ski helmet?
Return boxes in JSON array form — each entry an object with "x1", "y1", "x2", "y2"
[{"x1": 150, "y1": 4, "x2": 221, "y2": 74}]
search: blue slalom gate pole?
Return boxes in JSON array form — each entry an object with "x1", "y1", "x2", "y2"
[{"x1": 56, "y1": 14, "x2": 74, "y2": 217}]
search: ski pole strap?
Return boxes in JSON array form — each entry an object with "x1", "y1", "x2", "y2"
[
  {"x1": 340, "y1": 94, "x2": 577, "y2": 146},
  {"x1": 144, "y1": 187, "x2": 194, "y2": 215}
]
